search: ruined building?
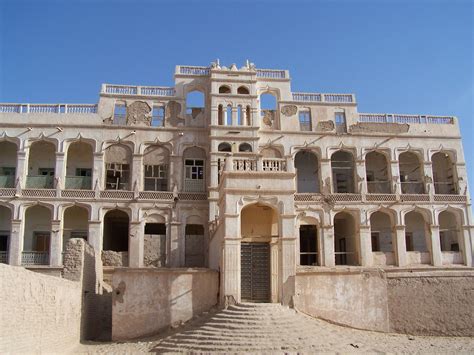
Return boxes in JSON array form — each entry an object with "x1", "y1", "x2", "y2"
[{"x1": 0, "y1": 61, "x2": 473, "y2": 338}]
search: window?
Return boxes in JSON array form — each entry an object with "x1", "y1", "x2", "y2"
[
  {"x1": 105, "y1": 163, "x2": 130, "y2": 190},
  {"x1": 299, "y1": 110, "x2": 311, "y2": 131},
  {"x1": 185, "y1": 159, "x2": 204, "y2": 180},
  {"x1": 300, "y1": 225, "x2": 318, "y2": 265},
  {"x1": 371, "y1": 232, "x2": 380, "y2": 252},
  {"x1": 226, "y1": 105, "x2": 232, "y2": 126},
  {"x1": 113, "y1": 103, "x2": 127, "y2": 125},
  {"x1": 239, "y1": 143, "x2": 252, "y2": 152},
  {"x1": 237, "y1": 86, "x2": 249, "y2": 95},
  {"x1": 405, "y1": 232, "x2": 413, "y2": 251},
  {"x1": 34, "y1": 232, "x2": 50, "y2": 252},
  {"x1": 151, "y1": 106, "x2": 165, "y2": 127},
  {"x1": 335, "y1": 111, "x2": 347, "y2": 133},
  {"x1": 38, "y1": 168, "x2": 54, "y2": 176},
  {"x1": 218, "y1": 143, "x2": 232, "y2": 152},
  {"x1": 219, "y1": 85, "x2": 231, "y2": 94},
  {"x1": 186, "y1": 91, "x2": 204, "y2": 115},
  {"x1": 144, "y1": 164, "x2": 168, "y2": 191}
]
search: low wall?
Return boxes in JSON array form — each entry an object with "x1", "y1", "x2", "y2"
[
  {"x1": 0, "y1": 264, "x2": 82, "y2": 353},
  {"x1": 112, "y1": 268, "x2": 219, "y2": 340},
  {"x1": 294, "y1": 268, "x2": 389, "y2": 332},
  {"x1": 387, "y1": 271, "x2": 474, "y2": 336}
]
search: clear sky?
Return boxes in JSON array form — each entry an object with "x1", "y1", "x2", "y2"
[{"x1": 1, "y1": 0, "x2": 473, "y2": 192}]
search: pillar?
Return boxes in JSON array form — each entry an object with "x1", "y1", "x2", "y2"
[
  {"x1": 221, "y1": 215, "x2": 240, "y2": 304},
  {"x1": 390, "y1": 160, "x2": 401, "y2": 194},
  {"x1": 131, "y1": 154, "x2": 143, "y2": 192},
  {"x1": 286, "y1": 156, "x2": 295, "y2": 173},
  {"x1": 270, "y1": 236, "x2": 279, "y2": 303},
  {"x1": 359, "y1": 225, "x2": 372, "y2": 266},
  {"x1": 55, "y1": 152, "x2": 65, "y2": 189},
  {"x1": 320, "y1": 158, "x2": 332, "y2": 193},
  {"x1": 169, "y1": 221, "x2": 181, "y2": 267},
  {"x1": 88, "y1": 220, "x2": 102, "y2": 252},
  {"x1": 129, "y1": 220, "x2": 144, "y2": 267},
  {"x1": 93, "y1": 152, "x2": 104, "y2": 190},
  {"x1": 231, "y1": 107, "x2": 237, "y2": 126},
  {"x1": 8, "y1": 219, "x2": 22, "y2": 266},
  {"x1": 280, "y1": 215, "x2": 296, "y2": 306},
  {"x1": 169, "y1": 155, "x2": 181, "y2": 191},
  {"x1": 429, "y1": 224, "x2": 442, "y2": 266},
  {"x1": 424, "y1": 161, "x2": 434, "y2": 195},
  {"x1": 322, "y1": 225, "x2": 335, "y2": 267},
  {"x1": 356, "y1": 159, "x2": 367, "y2": 194},
  {"x1": 461, "y1": 226, "x2": 473, "y2": 267},
  {"x1": 394, "y1": 225, "x2": 407, "y2": 267},
  {"x1": 16, "y1": 150, "x2": 27, "y2": 188},
  {"x1": 50, "y1": 220, "x2": 62, "y2": 266}
]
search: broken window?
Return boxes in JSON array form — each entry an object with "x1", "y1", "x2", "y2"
[
  {"x1": 105, "y1": 163, "x2": 130, "y2": 190},
  {"x1": 370, "y1": 211, "x2": 393, "y2": 252},
  {"x1": 298, "y1": 109, "x2": 311, "y2": 131},
  {"x1": 335, "y1": 111, "x2": 347, "y2": 133},
  {"x1": 151, "y1": 106, "x2": 165, "y2": 127},
  {"x1": 432, "y1": 152, "x2": 457, "y2": 194},
  {"x1": 365, "y1": 151, "x2": 391, "y2": 193},
  {"x1": 113, "y1": 103, "x2": 127, "y2": 125},
  {"x1": 103, "y1": 210, "x2": 129, "y2": 253},
  {"x1": 399, "y1": 152, "x2": 424, "y2": 194},
  {"x1": 295, "y1": 150, "x2": 320, "y2": 193},
  {"x1": 186, "y1": 90, "x2": 204, "y2": 115},
  {"x1": 438, "y1": 211, "x2": 460, "y2": 252},
  {"x1": 144, "y1": 164, "x2": 168, "y2": 191},
  {"x1": 404, "y1": 211, "x2": 428, "y2": 253},
  {"x1": 334, "y1": 212, "x2": 358, "y2": 265},
  {"x1": 331, "y1": 150, "x2": 355, "y2": 193},
  {"x1": 300, "y1": 225, "x2": 318, "y2": 265},
  {"x1": 144, "y1": 223, "x2": 166, "y2": 267}
]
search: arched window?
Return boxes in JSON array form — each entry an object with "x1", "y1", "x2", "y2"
[
  {"x1": 23, "y1": 205, "x2": 52, "y2": 265},
  {"x1": 399, "y1": 152, "x2": 424, "y2": 194},
  {"x1": 219, "y1": 85, "x2": 231, "y2": 94},
  {"x1": 239, "y1": 143, "x2": 252, "y2": 153},
  {"x1": 237, "y1": 105, "x2": 243, "y2": 125},
  {"x1": 226, "y1": 105, "x2": 233, "y2": 126},
  {"x1": 365, "y1": 151, "x2": 390, "y2": 193},
  {"x1": 295, "y1": 151, "x2": 319, "y2": 193},
  {"x1": 218, "y1": 142, "x2": 232, "y2": 152},
  {"x1": 237, "y1": 86, "x2": 250, "y2": 95},
  {"x1": 331, "y1": 150, "x2": 355, "y2": 193},
  {"x1": 334, "y1": 212, "x2": 358, "y2": 265},
  {"x1": 439, "y1": 211, "x2": 461, "y2": 255},
  {"x1": 186, "y1": 90, "x2": 204, "y2": 115},
  {"x1": 0, "y1": 205, "x2": 12, "y2": 261},
  {"x1": 63, "y1": 206, "x2": 89, "y2": 251},
  {"x1": 218, "y1": 104, "x2": 224, "y2": 125},
  {"x1": 103, "y1": 210, "x2": 129, "y2": 266},
  {"x1": 183, "y1": 147, "x2": 206, "y2": 192},
  {"x1": 66, "y1": 141, "x2": 93, "y2": 190},
  {"x1": 404, "y1": 211, "x2": 430, "y2": 265},
  {"x1": 27, "y1": 141, "x2": 56, "y2": 189},
  {"x1": 143, "y1": 145, "x2": 170, "y2": 191},
  {"x1": 370, "y1": 212, "x2": 394, "y2": 253},
  {"x1": 432, "y1": 152, "x2": 457, "y2": 194},
  {"x1": 105, "y1": 144, "x2": 132, "y2": 190}
]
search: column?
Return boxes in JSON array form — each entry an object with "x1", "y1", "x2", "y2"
[
  {"x1": 320, "y1": 158, "x2": 332, "y2": 193},
  {"x1": 356, "y1": 159, "x2": 367, "y2": 194},
  {"x1": 128, "y1": 220, "x2": 144, "y2": 267},
  {"x1": 286, "y1": 156, "x2": 295, "y2": 173},
  {"x1": 394, "y1": 225, "x2": 407, "y2": 267},
  {"x1": 50, "y1": 220, "x2": 62, "y2": 266},
  {"x1": 16, "y1": 150, "x2": 27, "y2": 189},
  {"x1": 210, "y1": 158, "x2": 218, "y2": 188},
  {"x1": 93, "y1": 152, "x2": 104, "y2": 190},
  {"x1": 55, "y1": 152, "x2": 65, "y2": 189},
  {"x1": 280, "y1": 215, "x2": 296, "y2": 306},
  {"x1": 429, "y1": 224, "x2": 442, "y2": 266},
  {"x1": 270, "y1": 237, "x2": 279, "y2": 303},
  {"x1": 87, "y1": 220, "x2": 102, "y2": 252},
  {"x1": 359, "y1": 225, "x2": 372, "y2": 266},
  {"x1": 222, "y1": 238, "x2": 241, "y2": 304},
  {"x1": 8, "y1": 219, "x2": 23, "y2": 266},
  {"x1": 322, "y1": 225, "x2": 335, "y2": 267},
  {"x1": 169, "y1": 221, "x2": 181, "y2": 267},
  {"x1": 461, "y1": 226, "x2": 473, "y2": 267},
  {"x1": 131, "y1": 154, "x2": 143, "y2": 192},
  {"x1": 424, "y1": 161, "x2": 434, "y2": 195},
  {"x1": 169, "y1": 155, "x2": 181, "y2": 191},
  {"x1": 390, "y1": 160, "x2": 401, "y2": 194}
]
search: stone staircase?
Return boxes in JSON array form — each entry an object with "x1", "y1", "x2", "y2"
[{"x1": 153, "y1": 303, "x2": 333, "y2": 353}]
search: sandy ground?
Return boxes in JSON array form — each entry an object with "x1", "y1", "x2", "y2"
[{"x1": 72, "y1": 308, "x2": 474, "y2": 355}]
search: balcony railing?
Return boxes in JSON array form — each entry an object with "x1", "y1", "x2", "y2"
[
  {"x1": 0, "y1": 103, "x2": 97, "y2": 114},
  {"x1": 0, "y1": 175, "x2": 15, "y2": 188},
  {"x1": 0, "y1": 251, "x2": 8, "y2": 263},
  {"x1": 26, "y1": 175, "x2": 54, "y2": 189},
  {"x1": 233, "y1": 158, "x2": 257, "y2": 172},
  {"x1": 65, "y1": 176, "x2": 92, "y2": 190},
  {"x1": 367, "y1": 181, "x2": 392, "y2": 194},
  {"x1": 359, "y1": 113, "x2": 455, "y2": 125},
  {"x1": 101, "y1": 84, "x2": 175, "y2": 97},
  {"x1": 178, "y1": 66, "x2": 210, "y2": 76},
  {"x1": 262, "y1": 158, "x2": 287, "y2": 172},
  {"x1": 22, "y1": 251, "x2": 49, "y2": 265},
  {"x1": 256, "y1": 69, "x2": 287, "y2": 79},
  {"x1": 292, "y1": 92, "x2": 355, "y2": 103}
]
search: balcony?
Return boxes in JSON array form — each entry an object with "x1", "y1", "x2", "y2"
[
  {"x1": 22, "y1": 251, "x2": 49, "y2": 265},
  {"x1": 0, "y1": 175, "x2": 14, "y2": 188},
  {"x1": 65, "y1": 176, "x2": 92, "y2": 190},
  {"x1": 26, "y1": 175, "x2": 54, "y2": 189}
]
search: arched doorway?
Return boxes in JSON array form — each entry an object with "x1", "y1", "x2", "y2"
[
  {"x1": 63, "y1": 206, "x2": 89, "y2": 251},
  {"x1": 103, "y1": 209, "x2": 129, "y2": 266},
  {"x1": 23, "y1": 205, "x2": 52, "y2": 265},
  {"x1": 404, "y1": 211, "x2": 430, "y2": 265},
  {"x1": 240, "y1": 203, "x2": 278, "y2": 302},
  {"x1": 295, "y1": 150, "x2": 320, "y2": 193},
  {"x1": 334, "y1": 212, "x2": 359, "y2": 265}
]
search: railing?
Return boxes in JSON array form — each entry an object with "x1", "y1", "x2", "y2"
[
  {"x1": 0, "y1": 175, "x2": 15, "y2": 188},
  {"x1": 22, "y1": 251, "x2": 49, "y2": 265},
  {"x1": 0, "y1": 188, "x2": 16, "y2": 197},
  {"x1": 262, "y1": 158, "x2": 286, "y2": 172},
  {"x1": 65, "y1": 176, "x2": 92, "y2": 190},
  {"x1": 178, "y1": 192, "x2": 208, "y2": 201},
  {"x1": 292, "y1": 92, "x2": 355, "y2": 103},
  {"x1": 178, "y1": 66, "x2": 210, "y2": 76},
  {"x1": 102, "y1": 84, "x2": 175, "y2": 97},
  {"x1": 0, "y1": 103, "x2": 98, "y2": 114},
  {"x1": 138, "y1": 191, "x2": 174, "y2": 200},
  {"x1": 26, "y1": 175, "x2": 54, "y2": 189},
  {"x1": 61, "y1": 189, "x2": 96, "y2": 199},
  {"x1": 256, "y1": 69, "x2": 287, "y2": 79},
  {"x1": 366, "y1": 181, "x2": 392, "y2": 194},
  {"x1": 359, "y1": 113, "x2": 455, "y2": 125},
  {"x1": 0, "y1": 251, "x2": 7, "y2": 263},
  {"x1": 233, "y1": 158, "x2": 257, "y2": 172},
  {"x1": 99, "y1": 190, "x2": 134, "y2": 199}
]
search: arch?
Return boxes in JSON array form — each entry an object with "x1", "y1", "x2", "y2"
[
  {"x1": 295, "y1": 150, "x2": 320, "y2": 193},
  {"x1": 241, "y1": 203, "x2": 279, "y2": 239},
  {"x1": 226, "y1": 104, "x2": 232, "y2": 126},
  {"x1": 399, "y1": 151, "x2": 424, "y2": 194},
  {"x1": 183, "y1": 146, "x2": 206, "y2": 192},
  {"x1": 65, "y1": 141, "x2": 93, "y2": 190},
  {"x1": 432, "y1": 152, "x2": 457, "y2": 194},
  {"x1": 26, "y1": 140, "x2": 56, "y2": 189},
  {"x1": 23, "y1": 205, "x2": 52, "y2": 265},
  {"x1": 365, "y1": 151, "x2": 391, "y2": 193},
  {"x1": 218, "y1": 104, "x2": 224, "y2": 125},
  {"x1": 0, "y1": 141, "x2": 18, "y2": 188},
  {"x1": 104, "y1": 143, "x2": 132, "y2": 190},
  {"x1": 218, "y1": 142, "x2": 232, "y2": 152},
  {"x1": 331, "y1": 150, "x2": 355, "y2": 193},
  {"x1": 239, "y1": 143, "x2": 252, "y2": 153},
  {"x1": 186, "y1": 90, "x2": 205, "y2": 115},
  {"x1": 63, "y1": 205, "x2": 89, "y2": 251},
  {"x1": 438, "y1": 210, "x2": 462, "y2": 262},
  {"x1": 369, "y1": 211, "x2": 395, "y2": 256},
  {"x1": 103, "y1": 209, "x2": 129, "y2": 255},
  {"x1": 218, "y1": 85, "x2": 231, "y2": 94},
  {"x1": 237, "y1": 86, "x2": 250, "y2": 95},
  {"x1": 143, "y1": 145, "x2": 170, "y2": 191},
  {"x1": 404, "y1": 210, "x2": 430, "y2": 264},
  {"x1": 334, "y1": 211, "x2": 359, "y2": 265},
  {"x1": 260, "y1": 147, "x2": 282, "y2": 158},
  {"x1": 0, "y1": 205, "x2": 12, "y2": 262}
]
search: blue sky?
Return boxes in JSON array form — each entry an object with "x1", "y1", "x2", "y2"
[{"x1": 1, "y1": 0, "x2": 473, "y2": 191}]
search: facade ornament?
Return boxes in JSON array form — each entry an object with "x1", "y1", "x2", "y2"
[
  {"x1": 126, "y1": 101, "x2": 152, "y2": 126},
  {"x1": 316, "y1": 120, "x2": 335, "y2": 132},
  {"x1": 280, "y1": 105, "x2": 297, "y2": 117},
  {"x1": 262, "y1": 110, "x2": 274, "y2": 127}
]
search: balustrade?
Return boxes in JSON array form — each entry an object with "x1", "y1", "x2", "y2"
[
  {"x1": 262, "y1": 158, "x2": 286, "y2": 172},
  {"x1": 358, "y1": 113, "x2": 454, "y2": 125},
  {"x1": 178, "y1": 66, "x2": 210, "y2": 76},
  {"x1": 0, "y1": 103, "x2": 98, "y2": 114},
  {"x1": 102, "y1": 84, "x2": 175, "y2": 97},
  {"x1": 256, "y1": 69, "x2": 287, "y2": 79},
  {"x1": 366, "y1": 181, "x2": 391, "y2": 194},
  {"x1": 22, "y1": 251, "x2": 49, "y2": 265},
  {"x1": 233, "y1": 158, "x2": 257, "y2": 172}
]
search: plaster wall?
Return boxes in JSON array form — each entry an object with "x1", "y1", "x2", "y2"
[
  {"x1": 0, "y1": 264, "x2": 82, "y2": 353},
  {"x1": 111, "y1": 268, "x2": 219, "y2": 340}
]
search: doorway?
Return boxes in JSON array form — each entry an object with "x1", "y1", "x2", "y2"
[{"x1": 241, "y1": 242, "x2": 270, "y2": 302}]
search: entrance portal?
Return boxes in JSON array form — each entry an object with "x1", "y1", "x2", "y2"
[{"x1": 241, "y1": 242, "x2": 270, "y2": 302}]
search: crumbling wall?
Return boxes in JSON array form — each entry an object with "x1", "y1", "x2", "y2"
[
  {"x1": 102, "y1": 250, "x2": 129, "y2": 267},
  {"x1": 112, "y1": 268, "x2": 219, "y2": 340},
  {"x1": 387, "y1": 272, "x2": 474, "y2": 336},
  {"x1": 0, "y1": 264, "x2": 82, "y2": 353}
]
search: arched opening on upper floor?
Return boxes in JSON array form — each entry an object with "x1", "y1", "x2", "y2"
[
  {"x1": 334, "y1": 212, "x2": 359, "y2": 266},
  {"x1": 104, "y1": 144, "x2": 132, "y2": 190},
  {"x1": 218, "y1": 142, "x2": 232, "y2": 152},
  {"x1": 218, "y1": 104, "x2": 224, "y2": 125},
  {"x1": 226, "y1": 104, "x2": 233, "y2": 126},
  {"x1": 237, "y1": 105, "x2": 243, "y2": 125},
  {"x1": 260, "y1": 92, "x2": 277, "y2": 129},
  {"x1": 438, "y1": 210, "x2": 463, "y2": 264},
  {"x1": 331, "y1": 150, "x2": 355, "y2": 193},
  {"x1": 261, "y1": 147, "x2": 285, "y2": 171},
  {"x1": 238, "y1": 86, "x2": 250, "y2": 95},
  {"x1": 405, "y1": 211, "x2": 430, "y2": 265},
  {"x1": 218, "y1": 85, "x2": 231, "y2": 94},
  {"x1": 432, "y1": 152, "x2": 457, "y2": 194},
  {"x1": 103, "y1": 209, "x2": 129, "y2": 266},
  {"x1": 63, "y1": 206, "x2": 88, "y2": 252},
  {"x1": 239, "y1": 143, "x2": 252, "y2": 153},
  {"x1": 365, "y1": 151, "x2": 391, "y2": 193},
  {"x1": 0, "y1": 141, "x2": 17, "y2": 188},
  {"x1": 295, "y1": 150, "x2": 320, "y2": 193},
  {"x1": 113, "y1": 101, "x2": 127, "y2": 125},
  {"x1": 144, "y1": 215, "x2": 167, "y2": 267},
  {"x1": 143, "y1": 145, "x2": 169, "y2": 191},
  {"x1": 27, "y1": 141, "x2": 56, "y2": 189},
  {"x1": 186, "y1": 90, "x2": 205, "y2": 116},
  {"x1": 23, "y1": 205, "x2": 52, "y2": 265},
  {"x1": 370, "y1": 211, "x2": 395, "y2": 265},
  {"x1": 65, "y1": 141, "x2": 93, "y2": 190},
  {"x1": 0, "y1": 205, "x2": 12, "y2": 263},
  {"x1": 399, "y1": 152, "x2": 424, "y2": 194},
  {"x1": 183, "y1": 147, "x2": 206, "y2": 192},
  {"x1": 185, "y1": 221, "x2": 205, "y2": 267},
  {"x1": 151, "y1": 106, "x2": 165, "y2": 127}
]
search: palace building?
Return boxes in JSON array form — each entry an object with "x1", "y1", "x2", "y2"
[{"x1": 0, "y1": 61, "x2": 472, "y2": 308}]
